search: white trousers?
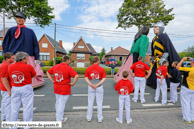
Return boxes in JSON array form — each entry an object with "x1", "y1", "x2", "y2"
[
  {"x1": 170, "y1": 82, "x2": 180, "y2": 103},
  {"x1": 10, "y1": 84, "x2": 34, "y2": 129},
  {"x1": 87, "y1": 85, "x2": 104, "y2": 121},
  {"x1": 55, "y1": 94, "x2": 69, "y2": 121},
  {"x1": 1, "y1": 91, "x2": 11, "y2": 121},
  {"x1": 118, "y1": 95, "x2": 131, "y2": 121},
  {"x1": 133, "y1": 77, "x2": 146, "y2": 102},
  {"x1": 154, "y1": 78, "x2": 167, "y2": 104},
  {"x1": 180, "y1": 86, "x2": 194, "y2": 122}
]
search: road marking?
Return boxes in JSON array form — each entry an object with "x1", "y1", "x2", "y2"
[
  {"x1": 72, "y1": 94, "x2": 88, "y2": 97},
  {"x1": 131, "y1": 93, "x2": 150, "y2": 95},
  {"x1": 34, "y1": 95, "x2": 45, "y2": 97},
  {"x1": 73, "y1": 105, "x2": 110, "y2": 110},
  {"x1": 0, "y1": 107, "x2": 36, "y2": 111},
  {"x1": 142, "y1": 103, "x2": 174, "y2": 107},
  {"x1": 72, "y1": 93, "x2": 150, "y2": 97}
]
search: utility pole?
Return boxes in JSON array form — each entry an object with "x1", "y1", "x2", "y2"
[{"x1": 54, "y1": 23, "x2": 56, "y2": 65}]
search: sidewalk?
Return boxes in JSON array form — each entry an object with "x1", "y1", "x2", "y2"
[{"x1": 19, "y1": 108, "x2": 193, "y2": 129}]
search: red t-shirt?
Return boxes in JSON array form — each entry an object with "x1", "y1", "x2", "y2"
[
  {"x1": 8, "y1": 62, "x2": 36, "y2": 87},
  {"x1": 85, "y1": 64, "x2": 106, "y2": 80},
  {"x1": 0, "y1": 62, "x2": 11, "y2": 91},
  {"x1": 156, "y1": 65, "x2": 168, "y2": 79},
  {"x1": 130, "y1": 61, "x2": 150, "y2": 77},
  {"x1": 115, "y1": 79, "x2": 134, "y2": 95},
  {"x1": 47, "y1": 63, "x2": 77, "y2": 95}
]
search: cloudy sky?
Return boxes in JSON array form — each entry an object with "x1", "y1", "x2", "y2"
[{"x1": 0, "y1": 0, "x2": 194, "y2": 53}]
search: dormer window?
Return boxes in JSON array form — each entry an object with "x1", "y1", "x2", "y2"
[{"x1": 78, "y1": 45, "x2": 84, "y2": 48}]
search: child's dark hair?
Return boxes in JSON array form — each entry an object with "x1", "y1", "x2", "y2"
[
  {"x1": 162, "y1": 60, "x2": 169, "y2": 65},
  {"x1": 122, "y1": 71, "x2": 129, "y2": 78}
]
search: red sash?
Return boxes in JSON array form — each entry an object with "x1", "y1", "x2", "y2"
[{"x1": 15, "y1": 25, "x2": 26, "y2": 39}]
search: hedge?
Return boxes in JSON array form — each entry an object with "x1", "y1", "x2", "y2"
[
  {"x1": 42, "y1": 67, "x2": 119, "y2": 74},
  {"x1": 0, "y1": 56, "x2": 3, "y2": 63},
  {"x1": 41, "y1": 61, "x2": 53, "y2": 66}
]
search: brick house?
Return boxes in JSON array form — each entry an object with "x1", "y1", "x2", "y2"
[
  {"x1": 69, "y1": 37, "x2": 97, "y2": 67},
  {"x1": 0, "y1": 28, "x2": 9, "y2": 56},
  {"x1": 105, "y1": 46, "x2": 130, "y2": 63},
  {"x1": 39, "y1": 34, "x2": 67, "y2": 61}
]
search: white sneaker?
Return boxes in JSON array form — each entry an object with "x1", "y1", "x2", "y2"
[
  {"x1": 132, "y1": 98, "x2": 137, "y2": 103},
  {"x1": 141, "y1": 100, "x2": 146, "y2": 103},
  {"x1": 62, "y1": 117, "x2": 68, "y2": 123},
  {"x1": 98, "y1": 117, "x2": 104, "y2": 123},
  {"x1": 86, "y1": 116, "x2": 91, "y2": 122},
  {"x1": 116, "y1": 117, "x2": 122, "y2": 124},
  {"x1": 127, "y1": 119, "x2": 132, "y2": 124}
]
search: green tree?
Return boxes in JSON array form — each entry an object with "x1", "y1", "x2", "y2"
[
  {"x1": 0, "y1": 0, "x2": 54, "y2": 27},
  {"x1": 99, "y1": 48, "x2": 106, "y2": 60},
  {"x1": 117, "y1": 0, "x2": 174, "y2": 30},
  {"x1": 68, "y1": 52, "x2": 71, "y2": 56},
  {"x1": 178, "y1": 45, "x2": 194, "y2": 59}
]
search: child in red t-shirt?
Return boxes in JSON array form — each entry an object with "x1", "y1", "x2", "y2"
[
  {"x1": 47, "y1": 56, "x2": 79, "y2": 122},
  {"x1": 115, "y1": 71, "x2": 134, "y2": 124},
  {"x1": 129, "y1": 56, "x2": 151, "y2": 103},
  {"x1": 154, "y1": 60, "x2": 169, "y2": 104}
]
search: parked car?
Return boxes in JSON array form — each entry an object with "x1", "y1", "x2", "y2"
[
  {"x1": 105, "y1": 58, "x2": 118, "y2": 67},
  {"x1": 183, "y1": 61, "x2": 191, "y2": 67}
]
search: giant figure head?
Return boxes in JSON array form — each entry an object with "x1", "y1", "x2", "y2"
[{"x1": 154, "y1": 21, "x2": 165, "y2": 35}]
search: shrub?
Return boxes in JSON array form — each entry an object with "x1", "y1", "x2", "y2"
[
  {"x1": 41, "y1": 61, "x2": 53, "y2": 66},
  {"x1": 73, "y1": 67, "x2": 87, "y2": 74},
  {"x1": 56, "y1": 57, "x2": 62, "y2": 64},
  {"x1": 42, "y1": 67, "x2": 51, "y2": 73},
  {"x1": 117, "y1": 61, "x2": 122, "y2": 66},
  {"x1": 0, "y1": 56, "x2": 3, "y2": 63},
  {"x1": 42, "y1": 67, "x2": 119, "y2": 75}
]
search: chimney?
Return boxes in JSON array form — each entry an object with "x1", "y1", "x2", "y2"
[
  {"x1": 111, "y1": 47, "x2": 113, "y2": 51},
  {"x1": 59, "y1": 40, "x2": 63, "y2": 48},
  {"x1": 73, "y1": 42, "x2": 76, "y2": 47}
]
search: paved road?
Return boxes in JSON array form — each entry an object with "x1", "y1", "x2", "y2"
[
  {"x1": 0, "y1": 78, "x2": 181, "y2": 113},
  {"x1": 13, "y1": 108, "x2": 194, "y2": 129}
]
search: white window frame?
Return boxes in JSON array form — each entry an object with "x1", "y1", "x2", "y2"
[
  {"x1": 0, "y1": 40, "x2": 2, "y2": 46},
  {"x1": 77, "y1": 54, "x2": 85, "y2": 59},
  {"x1": 78, "y1": 45, "x2": 84, "y2": 49},
  {"x1": 0, "y1": 51, "x2": 2, "y2": 56},
  {"x1": 42, "y1": 43, "x2": 48, "y2": 48},
  {"x1": 40, "y1": 53, "x2": 50, "y2": 61}
]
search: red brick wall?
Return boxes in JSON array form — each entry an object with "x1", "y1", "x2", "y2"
[
  {"x1": 0, "y1": 38, "x2": 3, "y2": 52},
  {"x1": 39, "y1": 35, "x2": 54, "y2": 60},
  {"x1": 71, "y1": 53, "x2": 90, "y2": 62},
  {"x1": 73, "y1": 39, "x2": 90, "y2": 52}
]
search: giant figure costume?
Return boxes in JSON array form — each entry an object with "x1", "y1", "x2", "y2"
[
  {"x1": 115, "y1": 26, "x2": 149, "y2": 83},
  {"x1": 146, "y1": 21, "x2": 180, "y2": 88},
  {"x1": 2, "y1": 12, "x2": 44, "y2": 88}
]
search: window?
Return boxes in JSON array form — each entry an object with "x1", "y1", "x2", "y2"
[
  {"x1": 0, "y1": 40, "x2": 2, "y2": 46},
  {"x1": 78, "y1": 45, "x2": 84, "y2": 48},
  {"x1": 39, "y1": 53, "x2": 50, "y2": 61},
  {"x1": 77, "y1": 54, "x2": 85, "y2": 59},
  {"x1": 42, "y1": 43, "x2": 48, "y2": 48},
  {"x1": 0, "y1": 51, "x2": 2, "y2": 56}
]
